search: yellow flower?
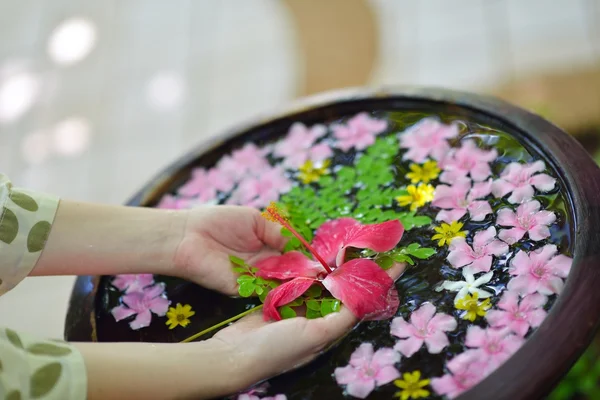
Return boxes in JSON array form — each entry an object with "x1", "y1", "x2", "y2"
[
  {"x1": 406, "y1": 161, "x2": 440, "y2": 184},
  {"x1": 394, "y1": 370, "x2": 430, "y2": 400},
  {"x1": 298, "y1": 159, "x2": 330, "y2": 184},
  {"x1": 455, "y1": 293, "x2": 491, "y2": 322},
  {"x1": 166, "y1": 303, "x2": 195, "y2": 329},
  {"x1": 432, "y1": 221, "x2": 467, "y2": 246},
  {"x1": 396, "y1": 184, "x2": 435, "y2": 211}
]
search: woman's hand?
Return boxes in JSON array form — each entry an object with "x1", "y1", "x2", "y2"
[{"x1": 174, "y1": 206, "x2": 286, "y2": 295}]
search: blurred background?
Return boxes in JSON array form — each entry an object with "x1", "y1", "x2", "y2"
[{"x1": 0, "y1": 1, "x2": 599, "y2": 393}]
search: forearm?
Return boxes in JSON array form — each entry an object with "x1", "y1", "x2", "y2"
[
  {"x1": 32, "y1": 200, "x2": 189, "y2": 277},
  {"x1": 73, "y1": 339, "x2": 245, "y2": 400}
]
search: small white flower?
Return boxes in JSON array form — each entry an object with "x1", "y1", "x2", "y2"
[{"x1": 436, "y1": 267, "x2": 494, "y2": 303}]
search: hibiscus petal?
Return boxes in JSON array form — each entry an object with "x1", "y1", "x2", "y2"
[
  {"x1": 518, "y1": 200, "x2": 541, "y2": 215},
  {"x1": 144, "y1": 283, "x2": 166, "y2": 299},
  {"x1": 507, "y1": 274, "x2": 536, "y2": 295},
  {"x1": 533, "y1": 210, "x2": 557, "y2": 226},
  {"x1": 350, "y1": 343, "x2": 374, "y2": 368},
  {"x1": 497, "y1": 291, "x2": 519, "y2": 312},
  {"x1": 447, "y1": 247, "x2": 475, "y2": 269},
  {"x1": 424, "y1": 330, "x2": 450, "y2": 354},
  {"x1": 510, "y1": 320, "x2": 531, "y2": 337},
  {"x1": 496, "y1": 208, "x2": 518, "y2": 227},
  {"x1": 312, "y1": 218, "x2": 361, "y2": 266},
  {"x1": 375, "y1": 366, "x2": 401, "y2": 386},
  {"x1": 508, "y1": 185, "x2": 535, "y2": 204},
  {"x1": 509, "y1": 250, "x2": 532, "y2": 276},
  {"x1": 486, "y1": 240, "x2": 509, "y2": 257},
  {"x1": 111, "y1": 274, "x2": 137, "y2": 291},
  {"x1": 492, "y1": 179, "x2": 515, "y2": 198},
  {"x1": 338, "y1": 220, "x2": 405, "y2": 264},
  {"x1": 547, "y1": 254, "x2": 573, "y2": 278},
  {"x1": 499, "y1": 228, "x2": 526, "y2": 245},
  {"x1": 121, "y1": 292, "x2": 144, "y2": 311},
  {"x1": 148, "y1": 296, "x2": 169, "y2": 316},
  {"x1": 334, "y1": 365, "x2": 360, "y2": 385},
  {"x1": 468, "y1": 201, "x2": 492, "y2": 221},
  {"x1": 262, "y1": 277, "x2": 316, "y2": 321},
  {"x1": 436, "y1": 209, "x2": 467, "y2": 223},
  {"x1": 470, "y1": 162, "x2": 492, "y2": 181},
  {"x1": 520, "y1": 293, "x2": 547, "y2": 310},
  {"x1": 372, "y1": 348, "x2": 401, "y2": 369},
  {"x1": 390, "y1": 317, "x2": 414, "y2": 339},
  {"x1": 528, "y1": 225, "x2": 551, "y2": 241},
  {"x1": 431, "y1": 375, "x2": 462, "y2": 398},
  {"x1": 530, "y1": 173, "x2": 556, "y2": 192},
  {"x1": 345, "y1": 379, "x2": 376, "y2": 399},
  {"x1": 322, "y1": 259, "x2": 399, "y2": 320},
  {"x1": 428, "y1": 313, "x2": 457, "y2": 332},
  {"x1": 130, "y1": 310, "x2": 152, "y2": 330},
  {"x1": 541, "y1": 276, "x2": 564, "y2": 295},
  {"x1": 410, "y1": 303, "x2": 437, "y2": 329},
  {"x1": 473, "y1": 226, "x2": 496, "y2": 248},
  {"x1": 468, "y1": 256, "x2": 493, "y2": 273},
  {"x1": 485, "y1": 310, "x2": 508, "y2": 328},
  {"x1": 465, "y1": 326, "x2": 486, "y2": 347},
  {"x1": 111, "y1": 305, "x2": 136, "y2": 322},
  {"x1": 528, "y1": 309, "x2": 548, "y2": 328},
  {"x1": 394, "y1": 337, "x2": 424, "y2": 358},
  {"x1": 255, "y1": 251, "x2": 324, "y2": 280}
]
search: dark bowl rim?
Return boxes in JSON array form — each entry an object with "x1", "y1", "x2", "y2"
[{"x1": 64, "y1": 86, "x2": 600, "y2": 400}]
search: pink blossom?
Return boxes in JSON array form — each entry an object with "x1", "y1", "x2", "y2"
[
  {"x1": 497, "y1": 200, "x2": 556, "y2": 244},
  {"x1": 507, "y1": 244, "x2": 572, "y2": 295},
  {"x1": 111, "y1": 283, "x2": 169, "y2": 330},
  {"x1": 399, "y1": 118, "x2": 458, "y2": 163},
  {"x1": 177, "y1": 167, "x2": 234, "y2": 199},
  {"x1": 334, "y1": 343, "x2": 400, "y2": 399},
  {"x1": 492, "y1": 160, "x2": 556, "y2": 204},
  {"x1": 273, "y1": 122, "x2": 332, "y2": 168},
  {"x1": 439, "y1": 140, "x2": 497, "y2": 183},
  {"x1": 486, "y1": 291, "x2": 547, "y2": 337},
  {"x1": 447, "y1": 227, "x2": 509, "y2": 273},
  {"x1": 333, "y1": 112, "x2": 387, "y2": 152},
  {"x1": 237, "y1": 384, "x2": 286, "y2": 400},
  {"x1": 390, "y1": 303, "x2": 457, "y2": 357},
  {"x1": 111, "y1": 274, "x2": 154, "y2": 294},
  {"x1": 217, "y1": 143, "x2": 270, "y2": 178},
  {"x1": 227, "y1": 166, "x2": 291, "y2": 208},
  {"x1": 431, "y1": 351, "x2": 488, "y2": 399},
  {"x1": 464, "y1": 326, "x2": 524, "y2": 369},
  {"x1": 432, "y1": 178, "x2": 492, "y2": 223}
]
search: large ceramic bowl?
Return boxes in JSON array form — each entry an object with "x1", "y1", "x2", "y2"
[{"x1": 65, "y1": 87, "x2": 600, "y2": 400}]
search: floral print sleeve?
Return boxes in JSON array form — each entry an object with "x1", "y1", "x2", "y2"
[{"x1": 0, "y1": 173, "x2": 87, "y2": 400}]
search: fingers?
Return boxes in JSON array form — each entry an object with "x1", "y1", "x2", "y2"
[
  {"x1": 387, "y1": 262, "x2": 407, "y2": 282},
  {"x1": 257, "y1": 215, "x2": 288, "y2": 251}
]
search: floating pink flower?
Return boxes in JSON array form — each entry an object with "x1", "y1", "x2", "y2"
[
  {"x1": 507, "y1": 244, "x2": 572, "y2": 295},
  {"x1": 464, "y1": 326, "x2": 524, "y2": 370},
  {"x1": 432, "y1": 178, "x2": 492, "y2": 223},
  {"x1": 273, "y1": 122, "x2": 332, "y2": 168},
  {"x1": 391, "y1": 303, "x2": 457, "y2": 357},
  {"x1": 492, "y1": 160, "x2": 556, "y2": 204},
  {"x1": 333, "y1": 112, "x2": 387, "y2": 152},
  {"x1": 111, "y1": 283, "x2": 169, "y2": 330},
  {"x1": 439, "y1": 140, "x2": 497, "y2": 183},
  {"x1": 486, "y1": 291, "x2": 547, "y2": 337},
  {"x1": 334, "y1": 343, "x2": 400, "y2": 399},
  {"x1": 111, "y1": 274, "x2": 154, "y2": 294},
  {"x1": 399, "y1": 118, "x2": 458, "y2": 163},
  {"x1": 431, "y1": 351, "x2": 487, "y2": 399},
  {"x1": 256, "y1": 208, "x2": 403, "y2": 321},
  {"x1": 447, "y1": 227, "x2": 509, "y2": 273},
  {"x1": 227, "y1": 166, "x2": 291, "y2": 208},
  {"x1": 237, "y1": 383, "x2": 286, "y2": 400},
  {"x1": 217, "y1": 143, "x2": 270, "y2": 178},
  {"x1": 497, "y1": 200, "x2": 556, "y2": 244},
  {"x1": 177, "y1": 167, "x2": 234, "y2": 200}
]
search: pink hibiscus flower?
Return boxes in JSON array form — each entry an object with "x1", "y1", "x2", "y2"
[
  {"x1": 431, "y1": 351, "x2": 488, "y2": 399},
  {"x1": 447, "y1": 227, "x2": 509, "y2": 273},
  {"x1": 256, "y1": 208, "x2": 404, "y2": 321},
  {"x1": 237, "y1": 383, "x2": 286, "y2": 400},
  {"x1": 464, "y1": 326, "x2": 524, "y2": 370},
  {"x1": 273, "y1": 122, "x2": 332, "y2": 168},
  {"x1": 333, "y1": 112, "x2": 387, "y2": 152},
  {"x1": 399, "y1": 118, "x2": 458, "y2": 163},
  {"x1": 432, "y1": 178, "x2": 492, "y2": 223},
  {"x1": 111, "y1": 283, "x2": 169, "y2": 330},
  {"x1": 439, "y1": 140, "x2": 497, "y2": 183},
  {"x1": 390, "y1": 303, "x2": 457, "y2": 357},
  {"x1": 486, "y1": 291, "x2": 547, "y2": 337},
  {"x1": 497, "y1": 200, "x2": 556, "y2": 244},
  {"x1": 492, "y1": 160, "x2": 556, "y2": 204},
  {"x1": 217, "y1": 143, "x2": 270, "y2": 178},
  {"x1": 334, "y1": 343, "x2": 400, "y2": 399},
  {"x1": 507, "y1": 244, "x2": 572, "y2": 295},
  {"x1": 111, "y1": 274, "x2": 154, "y2": 294},
  {"x1": 177, "y1": 167, "x2": 234, "y2": 200},
  {"x1": 227, "y1": 166, "x2": 291, "y2": 208}
]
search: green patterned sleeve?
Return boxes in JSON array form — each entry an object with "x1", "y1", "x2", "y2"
[
  {"x1": 0, "y1": 173, "x2": 58, "y2": 295},
  {"x1": 0, "y1": 174, "x2": 87, "y2": 399}
]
